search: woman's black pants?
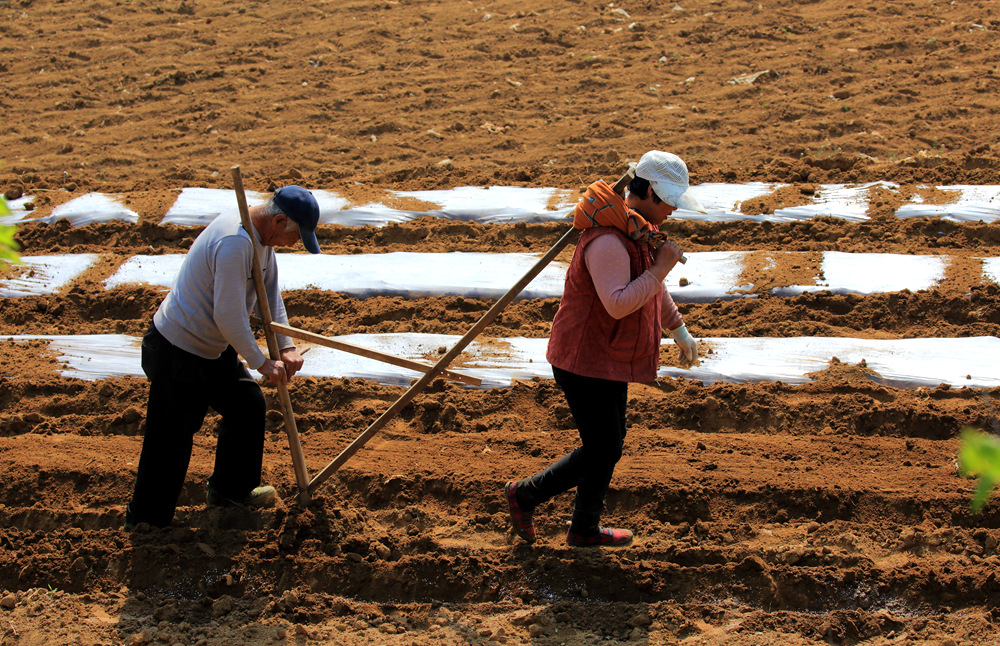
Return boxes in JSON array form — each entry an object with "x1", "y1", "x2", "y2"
[{"x1": 515, "y1": 366, "x2": 628, "y2": 535}]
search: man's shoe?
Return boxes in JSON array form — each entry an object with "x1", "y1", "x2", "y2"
[
  {"x1": 505, "y1": 481, "x2": 535, "y2": 543},
  {"x1": 566, "y1": 527, "x2": 633, "y2": 547},
  {"x1": 123, "y1": 505, "x2": 142, "y2": 531},
  {"x1": 207, "y1": 483, "x2": 277, "y2": 509}
]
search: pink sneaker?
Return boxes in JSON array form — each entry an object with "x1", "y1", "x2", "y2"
[
  {"x1": 566, "y1": 527, "x2": 633, "y2": 547},
  {"x1": 505, "y1": 481, "x2": 535, "y2": 543}
]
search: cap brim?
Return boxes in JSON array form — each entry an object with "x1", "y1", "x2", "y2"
[
  {"x1": 300, "y1": 229, "x2": 321, "y2": 254},
  {"x1": 649, "y1": 178, "x2": 709, "y2": 214},
  {"x1": 675, "y1": 191, "x2": 708, "y2": 214}
]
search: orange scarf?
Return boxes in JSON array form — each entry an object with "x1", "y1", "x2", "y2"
[{"x1": 572, "y1": 180, "x2": 668, "y2": 248}]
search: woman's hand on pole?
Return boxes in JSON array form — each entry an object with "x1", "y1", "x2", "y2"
[{"x1": 651, "y1": 240, "x2": 683, "y2": 281}]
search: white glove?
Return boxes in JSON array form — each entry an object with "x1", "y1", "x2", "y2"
[{"x1": 669, "y1": 323, "x2": 698, "y2": 366}]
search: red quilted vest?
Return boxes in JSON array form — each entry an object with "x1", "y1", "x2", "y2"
[{"x1": 546, "y1": 227, "x2": 662, "y2": 382}]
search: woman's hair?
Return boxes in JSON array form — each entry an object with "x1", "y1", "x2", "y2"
[{"x1": 627, "y1": 176, "x2": 662, "y2": 204}]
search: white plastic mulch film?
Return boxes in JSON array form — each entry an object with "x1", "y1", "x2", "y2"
[
  {"x1": 3, "y1": 182, "x2": 998, "y2": 228},
  {"x1": 101, "y1": 250, "x2": 981, "y2": 301},
  {"x1": 159, "y1": 186, "x2": 575, "y2": 227},
  {"x1": 1, "y1": 334, "x2": 997, "y2": 390},
  {"x1": 2, "y1": 182, "x2": 998, "y2": 389},
  {"x1": 0, "y1": 254, "x2": 99, "y2": 298},
  {"x1": 104, "y1": 252, "x2": 571, "y2": 300}
]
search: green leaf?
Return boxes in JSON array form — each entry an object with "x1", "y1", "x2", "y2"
[
  {"x1": 0, "y1": 177, "x2": 19, "y2": 267},
  {"x1": 958, "y1": 427, "x2": 1000, "y2": 513},
  {"x1": 0, "y1": 221, "x2": 21, "y2": 267}
]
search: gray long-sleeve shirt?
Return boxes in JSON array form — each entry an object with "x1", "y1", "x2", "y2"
[{"x1": 152, "y1": 210, "x2": 292, "y2": 370}]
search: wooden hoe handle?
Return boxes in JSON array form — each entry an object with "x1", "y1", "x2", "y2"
[
  {"x1": 266, "y1": 321, "x2": 482, "y2": 387},
  {"x1": 306, "y1": 222, "x2": 581, "y2": 494},
  {"x1": 231, "y1": 166, "x2": 312, "y2": 505}
]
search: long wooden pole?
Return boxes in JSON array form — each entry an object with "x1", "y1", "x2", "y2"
[
  {"x1": 307, "y1": 223, "x2": 580, "y2": 494},
  {"x1": 267, "y1": 321, "x2": 482, "y2": 386},
  {"x1": 231, "y1": 166, "x2": 312, "y2": 504}
]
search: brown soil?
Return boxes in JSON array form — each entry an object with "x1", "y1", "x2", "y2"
[{"x1": 2, "y1": 1, "x2": 1000, "y2": 645}]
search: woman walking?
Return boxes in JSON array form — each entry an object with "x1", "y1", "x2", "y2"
[{"x1": 505, "y1": 151, "x2": 701, "y2": 547}]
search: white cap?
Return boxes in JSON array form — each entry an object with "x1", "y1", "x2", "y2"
[{"x1": 634, "y1": 150, "x2": 707, "y2": 213}]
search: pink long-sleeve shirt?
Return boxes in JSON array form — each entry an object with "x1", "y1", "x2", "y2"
[{"x1": 582, "y1": 233, "x2": 683, "y2": 330}]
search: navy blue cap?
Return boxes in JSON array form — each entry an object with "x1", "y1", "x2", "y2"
[{"x1": 273, "y1": 185, "x2": 321, "y2": 254}]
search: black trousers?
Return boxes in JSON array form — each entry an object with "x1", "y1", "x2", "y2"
[
  {"x1": 127, "y1": 324, "x2": 266, "y2": 528},
  {"x1": 515, "y1": 366, "x2": 628, "y2": 535}
]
